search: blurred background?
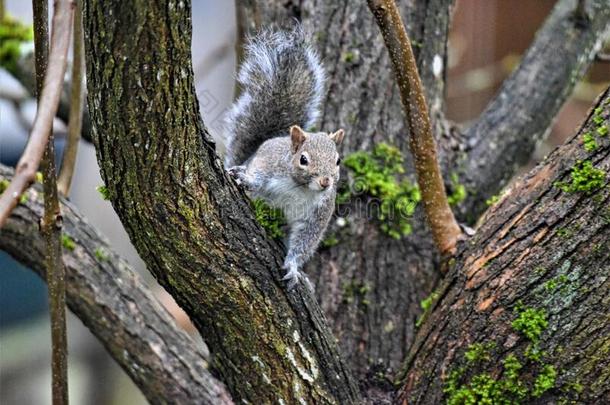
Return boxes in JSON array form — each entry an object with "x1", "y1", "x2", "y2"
[{"x1": 0, "y1": 1, "x2": 608, "y2": 403}]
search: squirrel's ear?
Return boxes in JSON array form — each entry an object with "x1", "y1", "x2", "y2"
[
  {"x1": 290, "y1": 125, "x2": 307, "y2": 153},
  {"x1": 329, "y1": 129, "x2": 345, "y2": 146}
]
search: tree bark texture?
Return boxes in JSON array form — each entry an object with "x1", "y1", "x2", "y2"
[
  {"x1": 399, "y1": 88, "x2": 610, "y2": 403},
  {"x1": 82, "y1": 0, "x2": 359, "y2": 403},
  {"x1": 252, "y1": 0, "x2": 610, "y2": 387},
  {"x1": 2, "y1": 0, "x2": 608, "y2": 403},
  {"x1": 0, "y1": 165, "x2": 233, "y2": 405}
]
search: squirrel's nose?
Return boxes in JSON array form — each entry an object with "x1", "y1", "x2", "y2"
[{"x1": 319, "y1": 177, "x2": 331, "y2": 189}]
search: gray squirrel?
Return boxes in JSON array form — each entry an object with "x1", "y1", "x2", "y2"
[{"x1": 225, "y1": 26, "x2": 345, "y2": 289}]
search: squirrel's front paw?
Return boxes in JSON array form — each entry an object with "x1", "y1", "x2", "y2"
[{"x1": 227, "y1": 166, "x2": 251, "y2": 190}]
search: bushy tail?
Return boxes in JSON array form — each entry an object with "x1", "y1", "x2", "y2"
[{"x1": 224, "y1": 26, "x2": 326, "y2": 167}]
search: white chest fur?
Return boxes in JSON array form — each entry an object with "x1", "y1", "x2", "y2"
[{"x1": 256, "y1": 177, "x2": 324, "y2": 223}]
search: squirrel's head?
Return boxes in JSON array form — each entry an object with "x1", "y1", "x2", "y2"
[{"x1": 289, "y1": 125, "x2": 345, "y2": 192}]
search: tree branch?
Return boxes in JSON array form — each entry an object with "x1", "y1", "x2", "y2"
[
  {"x1": 398, "y1": 87, "x2": 610, "y2": 403},
  {"x1": 367, "y1": 0, "x2": 462, "y2": 256},
  {"x1": 57, "y1": 0, "x2": 85, "y2": 196},
  {"x1": 457, "y1": 0, "x2": 610, "y2": 219},
  {"x1": 32, "y1": 1, "x2": 72, "y2": 403},
  {"x1": 82, "y1": 0, "x2": 360, "y2": 402},
  {"x1": 0, "y1": 164, "x2": 233, "y2": 405},
  {"x1": 0, "y1": 0, "x2": 73, "y2": 228}
]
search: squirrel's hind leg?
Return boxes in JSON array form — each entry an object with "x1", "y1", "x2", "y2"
[{"x1": 282, "y1": 262, "x2": 314, "y2": 292}]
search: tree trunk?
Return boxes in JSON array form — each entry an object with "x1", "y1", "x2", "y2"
[
  {"x1": 82, "y1": 0, "x2": 359, "y2": 403},
  {"x1": 398, "y1": 88, "x2": 610, "y2": 403}
]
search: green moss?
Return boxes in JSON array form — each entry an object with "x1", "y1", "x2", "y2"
[
  {"x1": 485, "y1": 194, "x2": 500, "y2": 206},
  {"x1": 341, "y1": 51, "x2": 355, "y2": 63},
  {"x1": 444, "y1": 335, "x2": 557, "y2": 404},
  {"x1": 96, "y1": 184, "x2": 110, "y2": 200},
  {"x1": 447, "y1": 172, "x2": 467, "y2": 206},
  {"x1": 342, "y1": 280, "x2": 371, "y2": 306},
  {"x1": 534, "y1": 267, "x2": 546, "y2": 276},
  {"x1": 410, "y1": 39, "x2": 423, "y2": 49},
  {"x1": 415, "y1": 290, "x2": 439, "y2": 327},
  {"x1": 512, "y1": 306, "x2": 548, "y2": 342},
  {"x1": 444, "y1": 365, "x2": 528, "y2": 405},
  {"x1": 543, "y1": 274, "x2": 568, "y2": 293},
  {"x1": 555, "y1": 160, "x2": 605, "y2": 194},
  {"x1": 582, "y1": 133, "x2": 598, "y2": 152},
  {"x1": 556, "y1": 227, "x2": 572, "y2": 238},
  {"x1": 61, "y1": 234, "x2": 76, "y2": 251},
  {"x1": 420, "y1": 291, "x2": 439, "y2": 311},
  {"x1": 0, "y1": 15, "x2": 33, "y2": 74},
  {"x1": 524, "y1": 344, "x2": 545, "y2": 363},
  {"x1": 0, "y1": 179, "x2": 9, "y2": 194},
  {"x1": 251, "y1": 199, "x2": 285, "y2": 239},
  {"x1": 597, "y1": 125, "x2": 608, "y2": 136},
  {"x1": 35, "y1": 172, "x2": 43, "y2": 183},
  {"x1": 465, "y1": 342, "x2": 496, "y2": 363},
  {"x1": 2, "y1": 179, "x2": 30, "y2": 203},
  {"x1": 532, "y1": 365, "x2": 557, "y2": 398},
  {"x1": 94, "y1": 247, "x2": 109, "y2": 261},
  {"x1": 341, "y1": 143, "x2": 420, "y2": 239},
  {"x1": 321, "y1": 233, "x2": 339, "y2": 248}
]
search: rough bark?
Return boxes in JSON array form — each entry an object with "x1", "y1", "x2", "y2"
[
  {"x1": 457, "y1": 0, "x2": 610, "y2": 220},
  {"x1": 398, "y1": 88, "x2": 610, "y2": 403},
  {"x1": 82, "y1": 0, "x2": 359, "y2": 403},
  {"x1": 0, "y1": 165, "x2": 233, "y2": 405}
]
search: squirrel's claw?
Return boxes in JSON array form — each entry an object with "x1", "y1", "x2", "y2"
[
  {"x1": 282, "y1": 268, "x2": 301, "y2": 291},
  {"x1": 227, "y1": 166, "x2": 252, "y2": 190},
  {"x1": 282, "y1": 264, "x2": 314, "y2": 292}
]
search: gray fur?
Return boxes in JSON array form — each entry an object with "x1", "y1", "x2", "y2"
[
  {"x1": 226, "y1": 26, "x2": 344, "y2": 290},
  {"x1": 229, "y1": 129, "x2": 344, "y2": 290},
  {"x1": 224, "y1": 25, "x2": 326, "y2": 167}
]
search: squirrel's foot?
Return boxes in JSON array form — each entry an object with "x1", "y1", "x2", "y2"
[
  {"x1": 282, "y1": 266, "x2": 301, "y2": 291},
  {"x1": 282, "y1": 261, "x2": 314, "y2": 292},
  {"x1": 227, "y1": 166, "x2": 252, "y2": 190}
]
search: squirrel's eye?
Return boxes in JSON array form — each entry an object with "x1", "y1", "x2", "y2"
[
  {"x1": 300, "y1": 154, "x2": 309, "y2": 165},
  {"x1": 336, "y1": 157, "x2": 342, "y2": 165}
]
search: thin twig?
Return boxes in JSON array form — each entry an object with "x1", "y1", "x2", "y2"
[
  {"x1": 0, "y1": 0, "x2": 74, "y2": 228},
  {"x1": 33, "y1": 1, "x2": 74, "y2": 404},
  {"x1": 9, "y1": 51, "x2": 94, "y2": 142},
  {"x1": 367, "y1": 0, "x2": 462, "y2": 257},
  {"x1": 58, "y1": 0, "x2": 84, "y2": 196}
]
